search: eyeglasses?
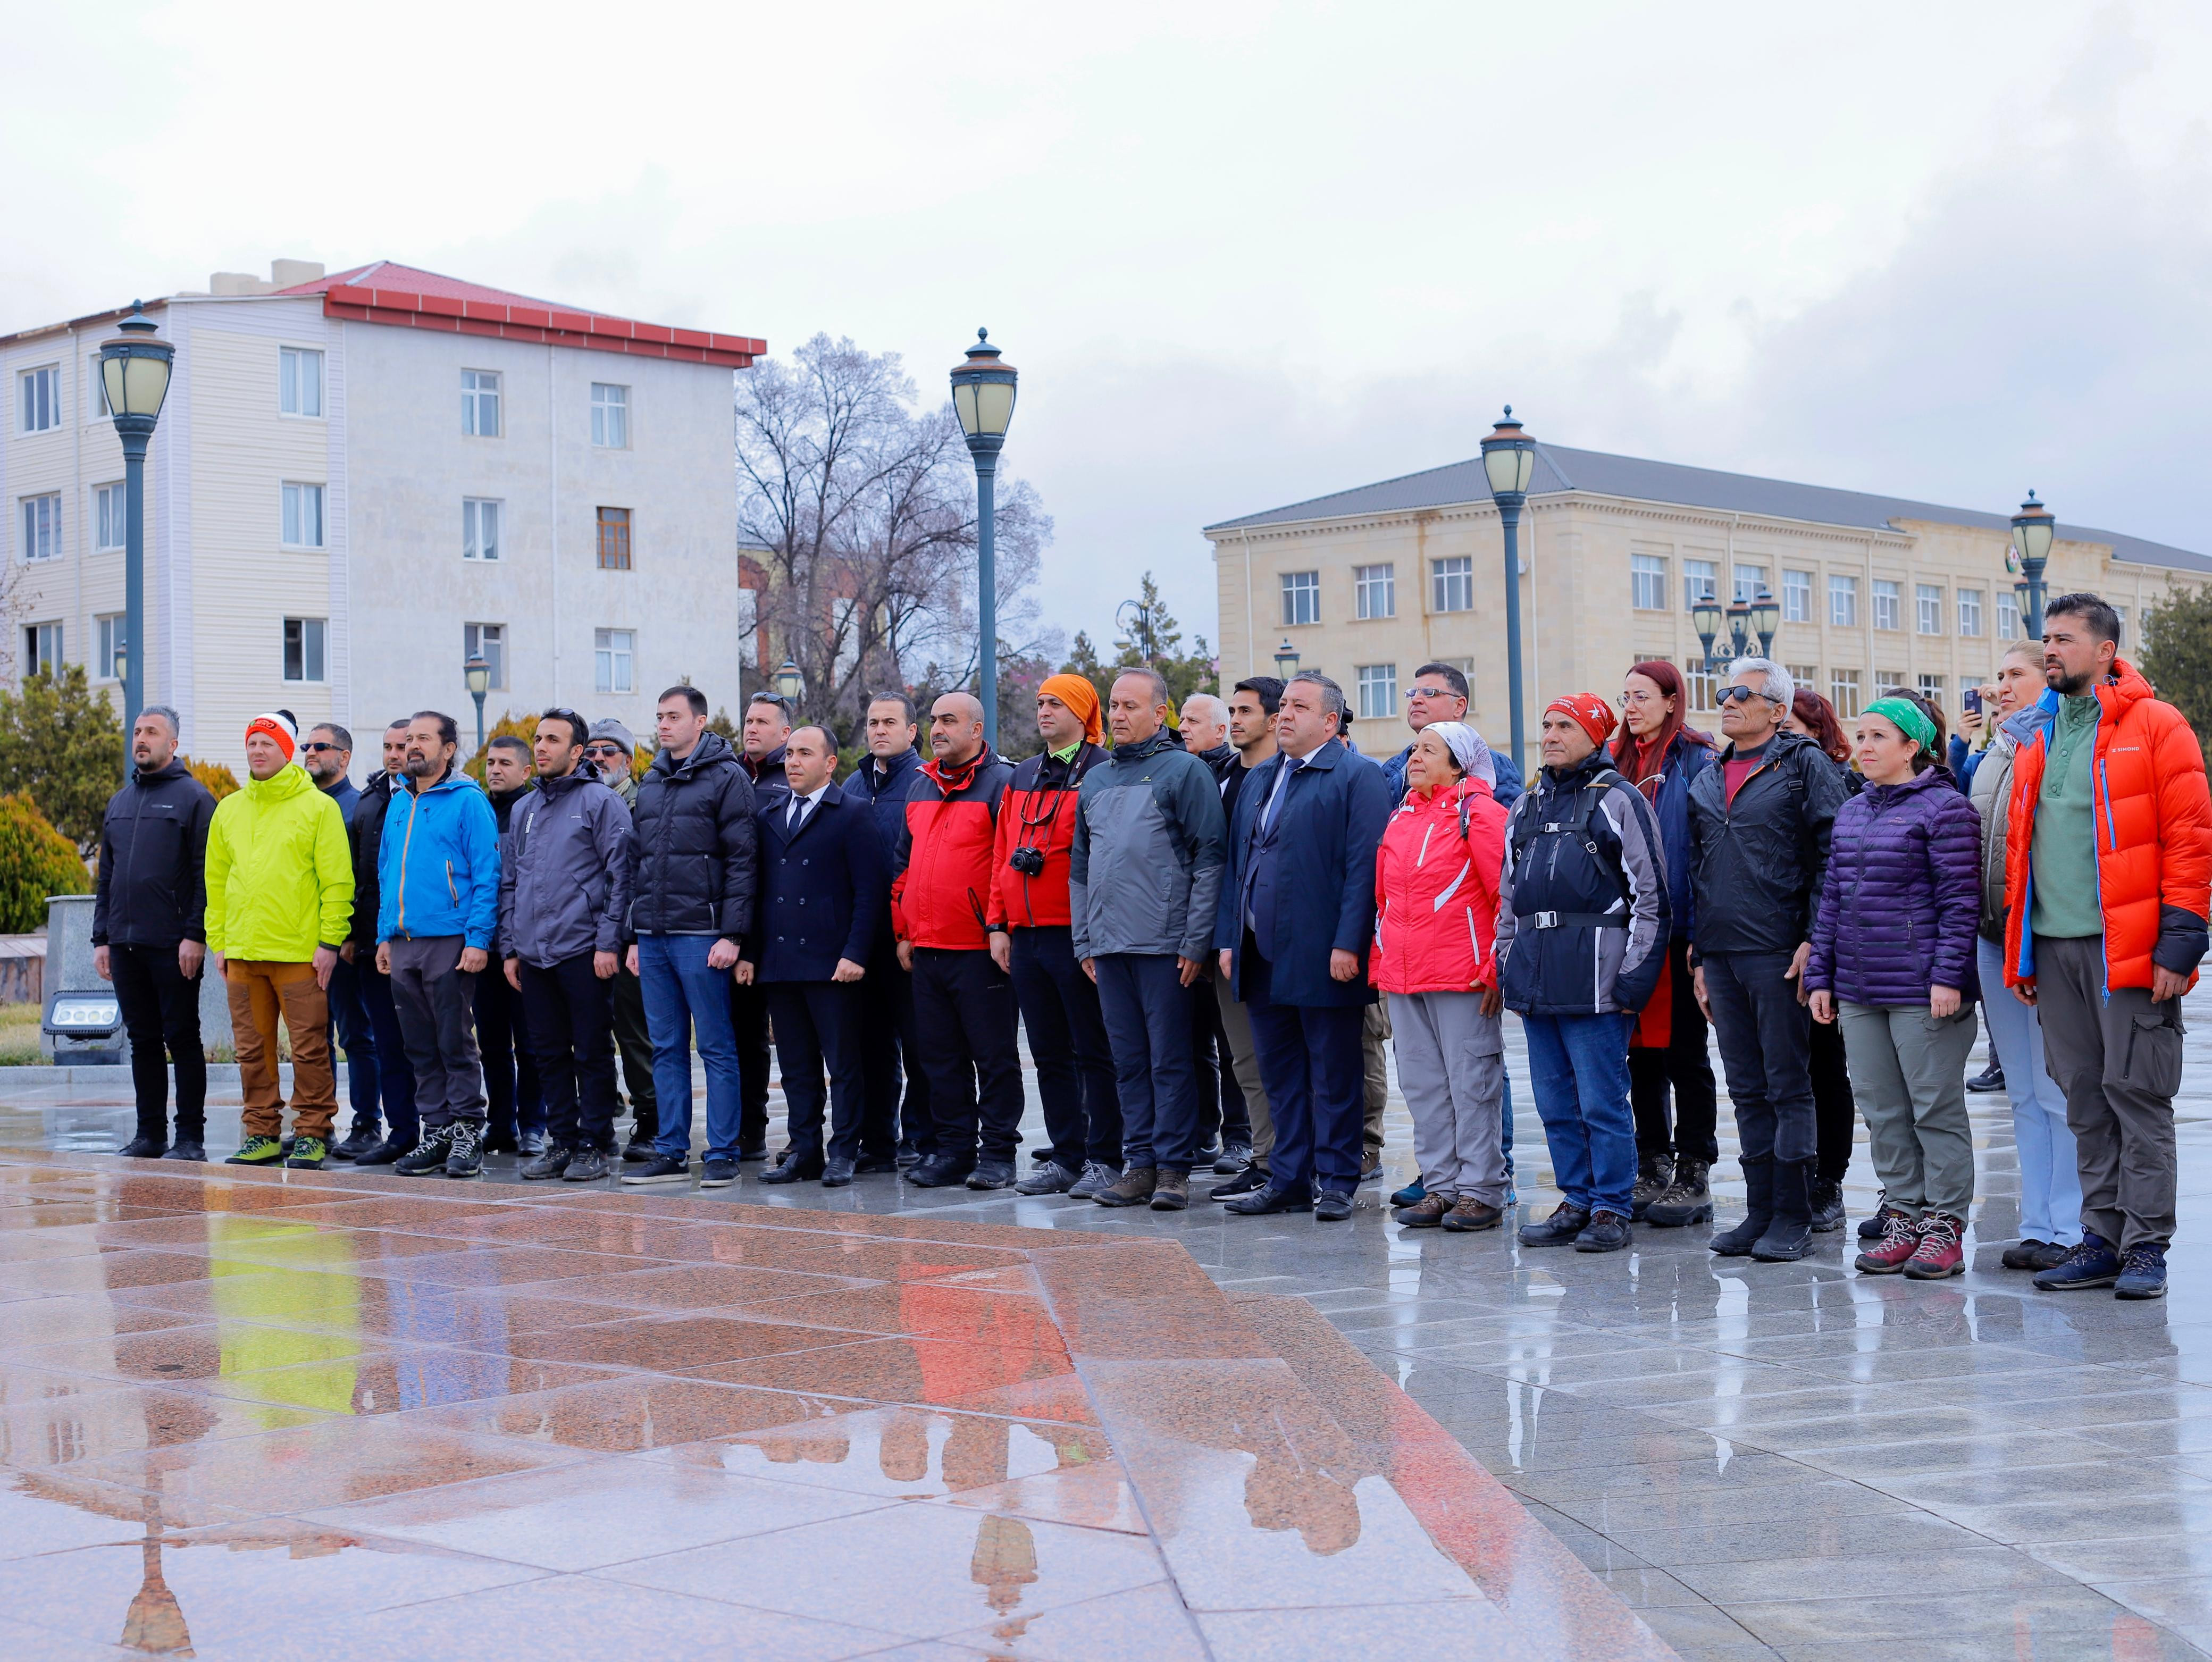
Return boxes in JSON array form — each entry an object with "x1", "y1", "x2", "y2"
[
  {"x1": 1715, "y1": 686, "x2": 1776, "y2": 707},
  {"x1": 300, "y1": 741, "x2": 341, "y2": 753},
  {"x1": 583, "y1": 744, "x2": 625, "y2": 757},
  {"x1": 1404, "y1": 686, "x2": 1462, "y2": 701}
]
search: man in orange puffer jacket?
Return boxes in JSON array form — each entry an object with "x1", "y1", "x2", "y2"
[{"x1": 2004, "y1": 593, "x2": 2212, "y2": 1299}]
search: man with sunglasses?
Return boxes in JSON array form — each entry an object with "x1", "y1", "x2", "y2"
[
  {"x1": 585, "y1": 720, "x2": 659, "y2": 1159},
  {"x1": 1686, "y1": 659, "x2": 1848, "y2": 1261},
  {"x1": 343, "y1": 720, "x2": 421, "y2": 1164},
  {"x1": 301, "y1": 725, "x2": 384, "y2": 1159}
]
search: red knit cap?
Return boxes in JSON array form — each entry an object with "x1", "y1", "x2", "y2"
[
  {"x1": 1546, "y1": 693, "x2": 1618, "y2": 748},
  {"x1": 245, "y1": 710, "x2": 298, "y2": 762}
]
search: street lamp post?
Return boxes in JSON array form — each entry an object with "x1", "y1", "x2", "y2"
[
  {"x1": 97, "y1": 304, "x2": 175, "y2": 777},
  {"x1": 464, "y1": 654, "x2": 491, "y2": 754},
  {"x1": 950, "y1": 329, "x2": 1019, "y2": 749},
  {"x1": 774, "y1": 658, "x2": 804, "y2": 706},
  {"x1": 1273, "y1": 639, "x2": 1301, "y2": 681},
  {"x1": 1117, "y1": 599, "x2": 1156, "y2": 666},
  {"x1": 1479, "y1": 408, "x2": 1538, "y2": 776},
  {"x1": 2011, "y1": 491, "x2": 2056, "y2": 641},
  {"x1": 1693, "y1": 591, "x2": 1780, "y2": 673}
]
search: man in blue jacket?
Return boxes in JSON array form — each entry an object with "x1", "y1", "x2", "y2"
[
  {"x1": 853, "y1": 692, "x2": 931, "y2": 1168},
  {"x1": 1214, "y1": 671, "x2": 1392, "y2": 1222},
  {"x1": 376, "y1": 710, "x2": 502, "y2": 1179},
  {"x1": 739, "y1": 726, "x2": 889, "y2": 1187}
]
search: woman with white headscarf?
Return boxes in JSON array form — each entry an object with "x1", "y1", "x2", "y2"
[{"x1": 1371, "y1": 721, "x2": 1512, "y2": 1231}]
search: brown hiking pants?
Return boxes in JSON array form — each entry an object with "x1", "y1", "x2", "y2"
[{"x1": 225, "y1": 960, "x2": 335, "y2": 1139}]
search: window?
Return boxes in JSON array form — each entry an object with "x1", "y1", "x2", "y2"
[
  {"x1": 94, "y1": 483, "x2": 125, "y2": 552},
  {"x1": 1916, "y1": 583, "x2": 1944, "y2": 636},
  {"x1": 597, "y1": 506, "x2": 633, "y2": 571},
  {"x1": 89, "y1": 352, "x2": 112, "y2": 419},
  {"x1": 1354, "y1": 563, "x2": 1395, "y2": 620},
  {"x1": 18, "y1": 366, "x2": 58, "y2": 433},
  {"x1": 1631, "y1": 553, "x2": 1669, "y2": 611},
  {"x1": 95, "y1": 615, "x2": 122, "y2": 681},
  {"x1": 1687, "y1": 666, "x2": 1717, "y2": 712},
  {"x1": 1917, "y1": 675, "x2": 1946, "y2": 710},
  {"x1": 1997, "y1": 592, "x2": 2020, "y2": 640},
  {"x1": 1733, "y1": 564, "x2": 1769, "y2": 604},
  {"x1": 1684, "y1": 559, "x2": 1717, "y2": 609},
  {"x1": 1430, "y1": 556, "x2": 1473, "y2": 614},
  {"x1": 591, "y1": 383, "x2": 630, "y2": 448},
  {"x1": 1829, "y1": 668, "x2": 1862, "y2": 719},
  {"x1": 1787, "y1": 664, "x2": 1821, "y2": 695},
  {"x1": 1280, "y1": 570, "x2": 1319, "y2": 626},
  {"x1": 1829, "y1": 574, "x2": 1858, "y2": 629},
  {"x1": 281, "y1": 482, "x2": 325, "y2": 549},
  {"x1": 463, "y1": 498, "x2": 501, "y2": 561},
  {"x1": 282, "y1": 617, "x2": 326, "y2": 683},
  {"x1": 2114, "y1": 606, "x2": 2130, "y2": 645},
  {"x1": 1356, "y1": 664, "x2": 1397, "y2": 721},
  {"x1": 1782, "y1": 569, "x2": 1813, "y2": 623},
  {"x1": 279, "y1": 347, "x2": 323, "y2": 417},
  {"x1": 1434, "y1": 657, "x2": 1477, "y2": 711},
  {"x1": 19, "y1": 495, "x2": 60, "y2": 563},
  {"x1": 1957, "y1": 587, "x2": 1984, "y2": 638},
  {"x1": 23, "y1": 623, "x2": 61, "y2": 677},
  {"x1": 595, "y1": 628, "x2": 635, "y2": 695},
  {"x1": 461, "y1": 369, "x2": 500, "y2": 437},
  {"x1": 464, "y1": 623, "x2": 506, "y2": 691},
  {"x1": 1872, "y1": 580, "x2": 1900, "y2": 632}
]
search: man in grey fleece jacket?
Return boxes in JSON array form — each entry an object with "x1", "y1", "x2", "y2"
[{"x1": 1070, "y1": 669, "x2": 1228, "y2": 1212}]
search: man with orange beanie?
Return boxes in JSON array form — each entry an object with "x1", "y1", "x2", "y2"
[{"x1": 996, "y1": 674, "x2": 1122, "y2": 1196}]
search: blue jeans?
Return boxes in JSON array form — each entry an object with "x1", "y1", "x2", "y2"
[
  {"x1": 1978, "y1": 936, "x2": 2082, "y2": 1246},
  {"x1": 326, "y1": 952, "x2": 379, "y2": 1132},
  {"x1": 1093, "y1": 953, "x2": 1198, "y2": 1173},
  {"x1": 638, "y1": 935, "x2": 744, "y2": 1163},
  {"x1": 1521, "y1": 1012, "x2": 1637, "y2": 1216}
]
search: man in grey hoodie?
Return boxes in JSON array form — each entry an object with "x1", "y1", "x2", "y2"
[{"x1": 1071, "y1": 668, "x2": 1229, "y2": 1212}]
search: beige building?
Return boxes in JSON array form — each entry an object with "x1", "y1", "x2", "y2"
[{"x1": 1205, "y1": 443, "x2": 2212, "y2": 757}]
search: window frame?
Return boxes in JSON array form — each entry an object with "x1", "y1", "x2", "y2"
[
  {"x1": 1355, "y1": 663, "x2": 1398, "y2": 721},
  {"x1": 278, "y1": 346, "x2": 325, "y2": 418},
  {"x1": 93, "y1": 483, "x2": 125, "y2": 553},
  {"x1": 1872, "y1": 578, "x2": 1901, "y2": 633},
  {"x1": 1829, "y1": 573, "x2": 1858, "y2": 629},
  {"x1": 460, "y1": 368, "x2": 501, "y2": 438},
  {"x1": 1430, "y1": 556, "x2": 1474, "y2": 615},
  {"x1": 1829, "y1": 667, "x2": 1862, "y2": 719},
  {"x1": 1631, "y1": 552, "x2": 1669, "y2": 612},
  {"x1": 1917, "y1": 674, "x2": 1946, "y2": 710},
  {"x1": 590, "y1": 382, "x2": 630, "y2": 449},
  {"x1": 23, "y1": 622, "x2": 62, "y2": 677},
  {"x1": 596, "y1": 506, "x2": 633, "y2": 572},
  {"x1": 281, "y1": 482, "x2": 326, "y2": 550},
  {"x1": 1683, "y1": 558, "x2": 1718, "y2": 610},
  {"x1": 19, "y1": 494, "x2": 61, "y2": 563},
  {"x1": 594, "y1": 627, "x2": 636, "y2": 695},
  {"x1": 1915, "y1": 583, "x2": 1944, "y2": 636},
  {"x1": 18, "y1": 365, "x2": 60, "y2": 434},
  {"x1": 463, "y1": 497, "x2": 502, "y2": 563},
  {"x1": 95, "y1": 614, "x2": 123, "y2": 681},
  {"x1": 1280, "y1": 569, "x2": 1320, "y2": 627},
  {"x1": 1353, "y1": 563, "x2": 1396, "y2": 621},
  {"x1": 463, "y1": 622, "x2": 507, "y2": 691},
  {"x1": 1782, "y1": 569, "x2": 1813, "y2": 624},
  {"x1": 1956, "y1": 587, "x2": 1984, "y2": 638},
  {"x1": 1732, "y1": 563, "x2": 1770, "y2": 605},
  {"x1": 1997, "y1": 593, "x2": 2021, "y2": 640},
  {"x1": 282, "y1": 617, "x2": 328, "y2": 684}
]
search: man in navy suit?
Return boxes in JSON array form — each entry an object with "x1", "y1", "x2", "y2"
[
  {"x1": 1214, "y1": 671, "x2": 1392, "y2": 1222},
  {"x1": 738, "y1": 725, "x2": 889, "y2": 1187}
]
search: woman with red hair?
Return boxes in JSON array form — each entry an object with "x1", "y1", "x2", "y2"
[{"x1": 1611, "y1": 661, "x2": 1719, "y2": 1225}]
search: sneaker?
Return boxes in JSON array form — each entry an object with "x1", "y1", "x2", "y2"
[
  {"x1": 1313, "y1": 1189, "x2": 1354, "y2": 1222},
  {"x1": 1629, "y1": 1153, "x2": 1670, "y2": 1221},
  {"x1": 332, "y1": 1121, "x2": 382, "y2": 1161},
  {"x1": 1189, "y1": 1144, "x2": 1222, "y2": 1168},
  {"x1": 1966, "y1": 1062, "x2": 2006, "y2": 1093},
  {"x1": 517, "y1": 1130, "x2": 549, "y2": 1156},
  {"x1": 1901, "y1": 1211, "x2": 1965, "y2": 1280},
  {"x1": 224, "y1": 1135, "x2": 283, "y2": 1166},
  {"x1": 1093, "y1": 1167, "x2": 1158, "y2": 1208},
  {"x1": 2033, "y1": 1232, "x2": 2123, "y2": 1291},
  {"x1": 161, "y1": 1141, "x2": 206, "y2": 1163},
  {"x1": 1359, "y1": 1151, "x2": 1382, "y2": 1185},
  {"x1": 393, "y1": 1127, "x2": 456, "y2": 1176},
  {"x1": 1390, "y1": 1176, "x2": 1427, "y2": 1208},
  {"x1": 1644, "y1": 1159, "x2": 1712, "y2": 1228},
  {"x1": 622, "y1": 1138, "x2": 657, "y2": 1163},
  {"x1": 700, "y1": 1160, "x2": 739, "y2": 1188},
  {"x1": 623, "y1": 1154, "x2": 692, "y2": 1185},
  {"x1": 2000, "y1": 1238, "x2": 2054, "y2": 1271},
  {"x1": 354, "y1": 1137, "x2": 413, "y2": 1166},
  {"x1": 1807, "y1": 1179, "x2": 1847, "y2": 1233},
  {"x1": 563, "y1": 1147, "x2": 613, "y2": 1182},
  {"x1": 442, "y1": 1123, "x2": 484, "y2": 1179},
  {"x1": 1214, "y1": 1143, "x2": 1253, "y2": 1176},
  {"x1": 1017, "y1": 1162, "x2": 1082, "y2": 1196},
  {"x1": 1210, "y1": 1166, "x2": 1268, "y2": 1201},
  {"x1": 1519, "y1": 1203, "x2": 1591, "y2": 1247},
  {"x1": 2116, "y1": 1244, "x2": 2168, "y2": 1300},
  {"x1": 1069, "y1": 1161, "x2": 1122, "y2": 1200},
  {"x1": 1150, "y1": 1171, "x2": 1190, "y2": 1212},
  {"x1": 1442, "y1": 1197, "x2": 1504, "y2": 1232},
  {"x1": 1855, "y1": 1210, "x2": 1923, "y2": 1274},
  {"x1": 2028, "y1": 1240, "x2": 2074, "y2": 1271},
  {"x1": 521, "y1": 1144, "x2": 573, "y2": 1181},
  {"x1": 118, "y1": 1134, "x2": 167, "y2": 1160},
  {"x1": 284, "y1": 1136, "x2": 327, "y2": 1171},
  {"x1": 967, "y1": 1160, "x2": 1017, "y2": 1190},
  {"x1": 1574, "y1": 1210, "x2": 1633, "y2": 1253},
  {"x1": 1395, "y1": 1193, "x2": 1452, "y2": 1228}
]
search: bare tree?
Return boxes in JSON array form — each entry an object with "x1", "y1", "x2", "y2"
[{"x1": 735, "y1": 334, "x2": 1052, "y2": 733}]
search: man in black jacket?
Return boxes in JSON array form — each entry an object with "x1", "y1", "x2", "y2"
[
  {"x1": 302, "y1": 723, "x2": 383, "y2": 1161},
  {"x1": 623, "y1": 684, "x2": 758, "y2": 1188},
  {"x1": 345, "y1": 721, "x2": 420, "y2": 1164},
  {"x1": 854, "y1": 692, "x2": 931, "y2": 1168},
  {"x1": 732, "y1": 693, "x2": 794, "y2": 1159},
  {"x1": 93, "y1": 706, "x2": 216, "y2": 1160}
]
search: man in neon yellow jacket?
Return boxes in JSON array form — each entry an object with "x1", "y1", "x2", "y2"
[{"x1": 205, "y1": 710, "x2": 355, "y2": 1170}]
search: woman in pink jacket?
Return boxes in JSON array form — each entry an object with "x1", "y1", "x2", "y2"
[{"x1": 1375, "y1": 722, "x2": 1512, "y2": 1232}]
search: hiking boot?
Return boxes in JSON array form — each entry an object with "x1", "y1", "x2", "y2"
[
  {"x1": 2033, "y1": 1232, "x2": 2123, "y2": 1291},
  {"x1": 622, "y1": 1138, "x2": 657, "y2": 1163},
  {"x1": 1210, "y1": 1165, "x2": 1267, "y2": 1201},
  {"x1": 332, "y1": 1121, "x2": 383, "y2": 1161},
  {"x1": 1390, "y1": 1175, "x2": 1427, "y2": 1208},
  {"x1": 1708, "y1": 1156, "x2": 1774, "y2": 1256},
  {"x1": 1858, "y1": 1193, "x2": 1895, "y2": 1239},
  {"x1": 161, "y1": 1141, "x2": 205, "y2": 1162},
  {"x1": 393, "y1": 1127, "x2": 456, "y2": 1176},
  {"x1": 1575, "y1": 1210, "x2": 1633, "y2": 1253},
  {"x1": 1751, "y1": 1160, "x2": 1815, "y2": 1261},
  {"x1": 1630, "y1": 1152, "x2": 1671, "y2": 1221},
  {"x1": 1442, "y1": 1197, "x2": 1503, "y2": 1232},
  {"x1": 1855, "y1": 1210, "x2": 1923, "y2": 1274},
  {"x1": 1093, "y1": 1166, "x2": 1158, "y2": 1207},
  {"x1": 2028, "y1": 1240, "x2": 2074, "y2": 1271},
  {"x1": 1644, "y1": 1158, "x2": 1712, "y2": 1227},
  {"x1": 1314, "y1": 1189, "x2": 1354, "y2": 1221},
  {"x1": 521, "y1": 1144, "x2": 573, "y2": 1181},
  {"x1": 563, "y1": 1147, "x2": 613, "y2": 1182},
  {"x1": 1394, "y1": 1193, "x2": 1452, "y2": 1228},
  {"x1": 2000, "y1": 1238, "x2": 2054, "y2": 1271},
  {"x1": 118, "y1": 1134, "x2": 167, "y2": 1160},
  {"x1": 284, "y1": 1136, "x2": 327, "y2": 1171},
  {"x1": 1519, "y1": 1202, "x2": 1591, "y2": 1247},
  {"x1": 1901, "y1": 1211, "x2": 1965, "y2": 1279},
  {"x1": 1150, "y1": 1171, "x2": 1190, "y2": 1212},
  {"x1": 2116, "y1": 1244, "x2": 2169, "y2": 1300},
  {"x1": 1017, "y1": 1161, "x2": 1080, "y2": 1195},
  {"x1": 224, "y1": 1135, "x2": 283, "y2": 1166},
  {"x1": 966, "y1": 1160, "x2": 1017, "y2": 1190},
  {"x1": 1214, "y1": 1143, "x2": 1253, "y2": 1175},
  {"x1": 1966, "y1": 1061, "x2": 2006, "y2": 1093},
  {"x1": 443, "y1": 1123, "x2": 484, "y2": 1178},
  {"x1": 1069, "y1": 1161, "x2": 1122, "y2": 1200},
  {"x1": 1807, "y1": 1178, "x2": 1847, "y2": 1233},
  {"x1": 1359, "y1": 1151, "x2": 1383, "y2": 1184},
  {"x1": 623, "y1": 1153, "x2": 691, "y2": 1186}
]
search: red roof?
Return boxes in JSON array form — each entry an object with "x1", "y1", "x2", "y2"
[{"x1": 277, "y1": 261, "x2": 763, "y2": 369}]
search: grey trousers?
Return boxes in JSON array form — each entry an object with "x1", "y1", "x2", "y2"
[
  {"x1": 2033, "y1": 933, "x2": 2184, "y2": 1250},
  {"x1": 1362, "y1": 999, "x2": 1390, "y2": 1156},
  {"x1": 1836, "y1": 1002, "x2": 1978, "y2": 1218},
  {"x1": 387, "y1": 935, "x2": 486, "y2": 1130},
  {"x1": 1389, "y1": 992, "x2": 1506, "y2": 1204},
  {"x1": 1213, "y1": 975, "x2": 1275, "y2": 1171}
]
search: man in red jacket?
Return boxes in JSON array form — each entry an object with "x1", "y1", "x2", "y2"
[
  {"x1": 996, "y1": 674, "x2": 1122, "y2": 1198},
  {"x1": 894, "y1": 691, "x2": 1022, "y2": 1189}
]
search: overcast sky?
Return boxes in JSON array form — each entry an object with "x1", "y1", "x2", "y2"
[{"x1": 7, "y1": 1, "x2": 2206, "y2": 658}]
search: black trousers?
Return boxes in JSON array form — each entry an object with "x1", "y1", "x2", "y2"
[
  {"x1": 860, "y1": 938, "x2": 931, "y2": 1159},
  {"x1": 475, "y1": 966, "x2": 545, "y2": 1142},
  {"x1": 611, "y1": 964, "x2": 657, "y2": 1144},
  {"x1": 516, "y1": 954, "x2": 619, "y2": 1154},
  {"x1": 1628, "y1": 939, "x2": 1719, "y2": 1163},
  {"x1": 766, "y1": 981, "x2": 867, "y2": 1162},
  {"x1": 911, "y1": 946, "x2": 1024, "y2": 1164},
  {"x1": 1809, "y1": 1012, "x2": 1854, "y2": 1183},
  {"x1": 1008, "y1": 926, "x2": 1120, "y2": 1170},
  {"x1": 1191, "y1": 978, "x2": 1251, "y2": 1149},
  {"x1": 729, "y1": 979, "x2": 772, "y2": 1152},
  {"x1": 111, "y1": 943, "x2": 205, "y2": 1140},
  {"x1": 1701, "y1": 949, "x2": 1817, "y2": 1165}
]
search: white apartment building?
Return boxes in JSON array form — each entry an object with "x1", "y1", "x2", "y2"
[{"x1": 0, "y1": 259, "x2": 764, "y2": 769}]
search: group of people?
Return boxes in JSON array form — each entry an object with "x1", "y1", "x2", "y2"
[{"x1": 90, "y1": 590, "x2": 2205, "y2": 1298}]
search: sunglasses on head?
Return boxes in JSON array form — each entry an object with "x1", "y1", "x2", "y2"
[{"x1": 1715, "y1": 686, "x2": 1774, "y2": 706}]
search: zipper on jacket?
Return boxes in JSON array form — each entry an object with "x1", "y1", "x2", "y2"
[
  {"x1": 395, "y1": 792, "x2": 417, "y2": 935},
  {"x1": 446, "y1": 859, "x2": 457, "y2": 905}
]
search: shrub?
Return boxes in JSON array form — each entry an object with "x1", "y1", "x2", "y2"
[
  {"x1": 0, "y1": 793, "x2": 93, "y2": 931},
  {"x1": 182, "y1": 756, "x2": 239, "y2": 800},
  {"x1": 462, "y1": 711, "x2": 539, "y2": 783},
  {"x1": 0, "y1": 666, "x2": 126, "y2": 857}
]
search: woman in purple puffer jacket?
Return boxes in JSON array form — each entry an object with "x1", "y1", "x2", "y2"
[{"x1": 1804, "y1": 692, "x2": 1982, "y2": 1281}]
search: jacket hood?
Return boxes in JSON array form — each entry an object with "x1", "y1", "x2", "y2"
[
  {"x1": 535, "y1": 768, "x2": 600, "y2": 801},
  {"x1": 1716, "y1": 727, "x2": 1820, "y2": 767},
  {"x1": 1111, "y1": 730, "x2": 1176, "y2": 765},
  {"x1": 403, "y1": 764, "x2": 480, "y2": 798},
  {"x1": 652, "y1": 728, "x2": 735, "y2": 778},
  {"x1": 133, "y1": 757, "x2": 190, "y2": 786},
  {"x1": 242, "y1": 762, "x2": 315, "y2": 805},
  {"x1": 1541, "y1": 749, "x2": 1615, "y2": 790},
  {"x1": 1401, "y1": 774, "x2": 1485, "y2": 812},
  {"x1": 923, "y1": 744, "x2": 996, "y2": 794},
  {"x1": 2096, "y1": 657, "x2": 2157, "y2": 716}
]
